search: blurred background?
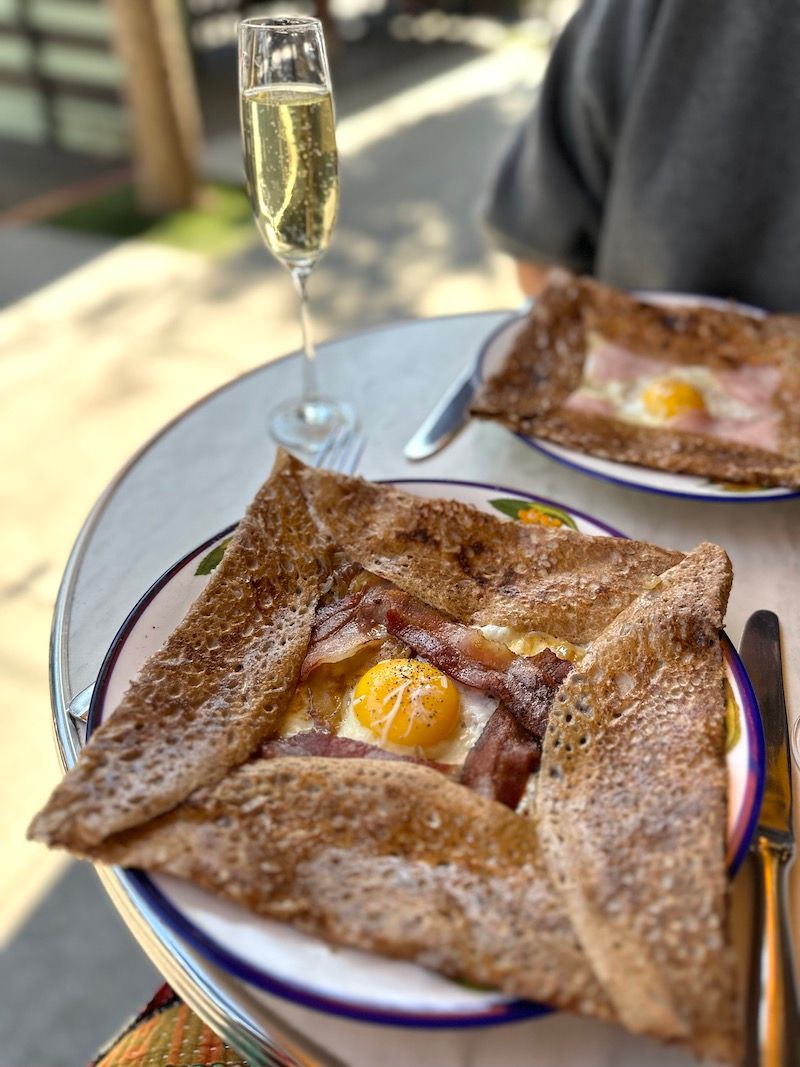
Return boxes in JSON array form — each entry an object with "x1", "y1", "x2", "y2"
[{"x1": 0, "y1": 1, "x2": 577, "y2": 1063}]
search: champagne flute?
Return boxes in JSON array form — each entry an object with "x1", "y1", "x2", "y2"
[{"x1": 238, "y1": 15, "x2": 356, "y2": 452}]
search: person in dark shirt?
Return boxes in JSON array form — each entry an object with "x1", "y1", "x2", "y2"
[{"x1": 484, "y1": 0, "x2": 800, "y2": 312}]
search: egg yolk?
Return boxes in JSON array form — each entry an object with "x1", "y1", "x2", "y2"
[
  {"x1": 641, "y1": 378, "x2": 706, "y2": 420},
  {"x1": 352, "y1": 659, "x2": 460, "y2": 748}
]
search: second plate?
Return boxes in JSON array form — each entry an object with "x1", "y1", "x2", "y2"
[{"x1": 476, "y1": 311, "x2": 799, "y2": 503}]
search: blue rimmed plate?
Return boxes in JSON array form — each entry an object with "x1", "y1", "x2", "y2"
[
  {"x1": 476, "y1": 308, "x2": 800, "y2": 503},
  {"x1": 86, "y1": 479, "x2": 764, "y2": 1027}
]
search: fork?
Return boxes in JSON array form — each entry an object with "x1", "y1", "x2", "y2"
[{"x1": 313, "y1": 425, "x2": 366, "y2": 474}]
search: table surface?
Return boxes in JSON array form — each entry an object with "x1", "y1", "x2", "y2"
[{"x1": 52, "y1": 311, "x2": 800, "y2": 1067}]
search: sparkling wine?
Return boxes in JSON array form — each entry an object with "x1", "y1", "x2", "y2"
[{"x1": 241, "y1": 83, "x2": 339, "y2": 267}]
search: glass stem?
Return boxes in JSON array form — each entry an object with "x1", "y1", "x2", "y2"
[{"x1": 290, "y1": 266, "x2": 319, "y2": 407}]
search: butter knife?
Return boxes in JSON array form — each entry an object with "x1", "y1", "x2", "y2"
[
  {"x1": 403, "y1": 366, "x2": 477, "y2": 461},
  {"x1": 740, "y1": 610, "x2": 800, "y2": 1067}
]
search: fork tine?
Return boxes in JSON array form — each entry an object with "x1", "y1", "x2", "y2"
[
  {"x1": 314, "y1": 425, "x2": 349, "y2": 469},
  {"x1": 342, "y1": 430, "x2": 366, "y2": 475},
  {"x1": 313, "y1": 426, "x2": 365, "y2": 475}
]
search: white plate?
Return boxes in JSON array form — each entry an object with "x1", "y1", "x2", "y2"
[
  {"x1": 476, "y1": 301, "x2": 799, "y2": 502},
  {"x1": 87, "y1": 479, "x2": 764, "y2": 1027}
]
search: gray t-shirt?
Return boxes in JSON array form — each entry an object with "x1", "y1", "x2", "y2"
[{"x1": 484, "y1": 0, "x2": 800, "y2": 312}]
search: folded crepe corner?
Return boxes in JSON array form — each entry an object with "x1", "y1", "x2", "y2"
[
  {"x1": 28, "y1": 456, "x2": 742, "y2": 1063},
  {"x1": 536, "y1": 542, "x2": 740, "y2": 1063},
  {"x1": 296, "y1": 462, "x2": 684, "y2": 643},
  {"x1": 28, "y1": 449, "x2": 329, "y2": 851}
]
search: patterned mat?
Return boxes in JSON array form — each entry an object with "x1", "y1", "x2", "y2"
[{"x1": 91, "y1": 984, "x2": 249, "y2": 1067}]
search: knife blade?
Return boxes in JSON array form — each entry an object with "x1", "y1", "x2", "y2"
[
  {"x1": 741, "y1": 611, "x2": 794, "y2": 846},
  {"x1": 403, "y1": 367, "x2": 476, "y2": 461},
  {"x1": 739, "y1": 610, "x2": 799, "y2": 1067}
]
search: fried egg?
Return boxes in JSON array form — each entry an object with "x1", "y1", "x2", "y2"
[
  {"x1": 339, "y1": 658, "x2": 497, "y2": 764},
  {"x1": 617, "y1": 366, "x2": 756, "y2": 427},
  {"x1": 563, "y1": 333, "x2": 781, "y2": 450},
  {"x1": 352, "y1": 659, "x2": 459, "y2": 747},
  {"x1": 282, "y1": 626, "x2": 584, "y2": 768}
]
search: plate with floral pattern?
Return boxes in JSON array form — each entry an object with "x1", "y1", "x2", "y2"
[{"x1": 86, "y1": 480, "x2": 764, "y2": 1027}]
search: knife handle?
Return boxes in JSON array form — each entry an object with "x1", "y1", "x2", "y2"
[{"x1": 746, "y1": 837, "x2": 800, "y2": 1067}]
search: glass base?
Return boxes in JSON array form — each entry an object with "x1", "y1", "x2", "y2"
[{"x1": 269, "y1": 396, "x2": 357, "y2": 455}]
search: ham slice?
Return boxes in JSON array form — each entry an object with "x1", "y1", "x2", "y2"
[
  {"x1": 563, "y1": 393, "x2": 616, "y2": 418},
  {"x1": 670, "y1": 410, "x2": 781, "y2": 451},
  {"x1": 583, "y1": 338, "x2": 669, "y2": 384},
  {"x1": 713, "y1": 364, "x2": 781, "y2": 407}
]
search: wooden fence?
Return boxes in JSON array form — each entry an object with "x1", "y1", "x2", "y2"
[
  {"x1": 0, "y1": 0, "x2": 332, "y2": 157},
  {"x1": 0, "y1": 0, "x2": 128, "y2": 155}
]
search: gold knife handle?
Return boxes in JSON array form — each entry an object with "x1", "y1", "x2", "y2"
[{"x1": 746, "y1": 836, "x2": 800, "y2": 1067}]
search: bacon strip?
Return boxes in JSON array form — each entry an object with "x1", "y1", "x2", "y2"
[
  {"x1": 300, "y1": 584, "x2": 390, "y2": 678},
  {"x1": 296, "y1": 586, "x2": 573, "y2": 808},
  {"x1": 460, "y1": 706, "x2": 540, "y2": 809},
  {"x1": 301, "y1": 584, "x2": 572, "y2": 742},
  {"x1": 261, "y1": 723, "x2": 535, "y2": 811},
  {"x1": 299, "y1": 592, "x2": 374, "y2": 678},
  {"x1": 259, "y1": 730, "x2": 457, "y2": 777},
  {"x1": 381, "y1": 593, "x2": 572, "y2": 741}
]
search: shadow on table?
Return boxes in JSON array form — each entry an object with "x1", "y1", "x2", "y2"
[
  {"x1": 1, "y1": 860, "x2": 160, "y2": 1067},
  {"x1": 203, "y1": 90, "x2": 521, "y2": 334}
]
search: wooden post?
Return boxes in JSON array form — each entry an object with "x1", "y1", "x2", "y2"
[
  {"x1": 108, "y1": 0, "x2": 203, "y2": 214},
  {"x1": 314, "y1": 0, "x2": 336, "y2": 42}
]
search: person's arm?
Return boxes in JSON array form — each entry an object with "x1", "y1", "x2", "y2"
[
  {"x1": 483, "y1": 0, "x2": 660, "y2": 285},
  {"x1": 516, "y1": 260, "x2": 552, "y2": 298}
]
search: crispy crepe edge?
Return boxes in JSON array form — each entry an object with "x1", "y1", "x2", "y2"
[
  {"x1": 28, "y1": 450, "x2": 330, "y2": 850},
  {"x1": 537, "y1": 543, "x2": 742, "y2": 1063},
  {"x1": 79, "y1": 757, "x2": 614, "y2": 1019}
]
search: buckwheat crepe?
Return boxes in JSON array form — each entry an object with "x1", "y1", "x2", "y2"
[
  {"x1": 471, "y1": 270, "x2": 800, "y2": 488},
  {"x1": 29, "y1": 452, "x2": 741, "y2": 1063}
]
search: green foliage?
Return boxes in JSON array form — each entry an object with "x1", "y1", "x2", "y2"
[
  {"x1": 195, "y1": 537, "x2": 233, "y2": 576},
  {"x1": 49, "y1": 183, "x2": 257, "y2": 256},
  {"x1": 489, "y1": 498, "x2": 578, "y2": 530}
]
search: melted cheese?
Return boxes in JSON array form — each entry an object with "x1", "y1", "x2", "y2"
[{"x1": 477, "y1": 624, "x2": 585, "y2": 663}]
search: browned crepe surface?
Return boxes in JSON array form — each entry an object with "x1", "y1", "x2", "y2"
[
  {"x1": 471, "y1": 271, "x2": 800, "y2": 488},
  {"x1": 82, "y1": 758, "x2": 612, "y2": 1019},
  {"x1": 537, "y1": 543, "x2": 740, "y2": 1063},
  {"x1": 29, "y1": 451, "x2": 330, "y2": 850},
  {"x1": 297, "y1": 466, "x2": 682, "y2": 644},
  {"x1": 29, "y1": 457, "x2": 740, "y2": 1062}
]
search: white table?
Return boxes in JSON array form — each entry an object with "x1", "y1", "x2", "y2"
[{"x1": 51, "y1": 312, "x2": 800, "y2": 1067}]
